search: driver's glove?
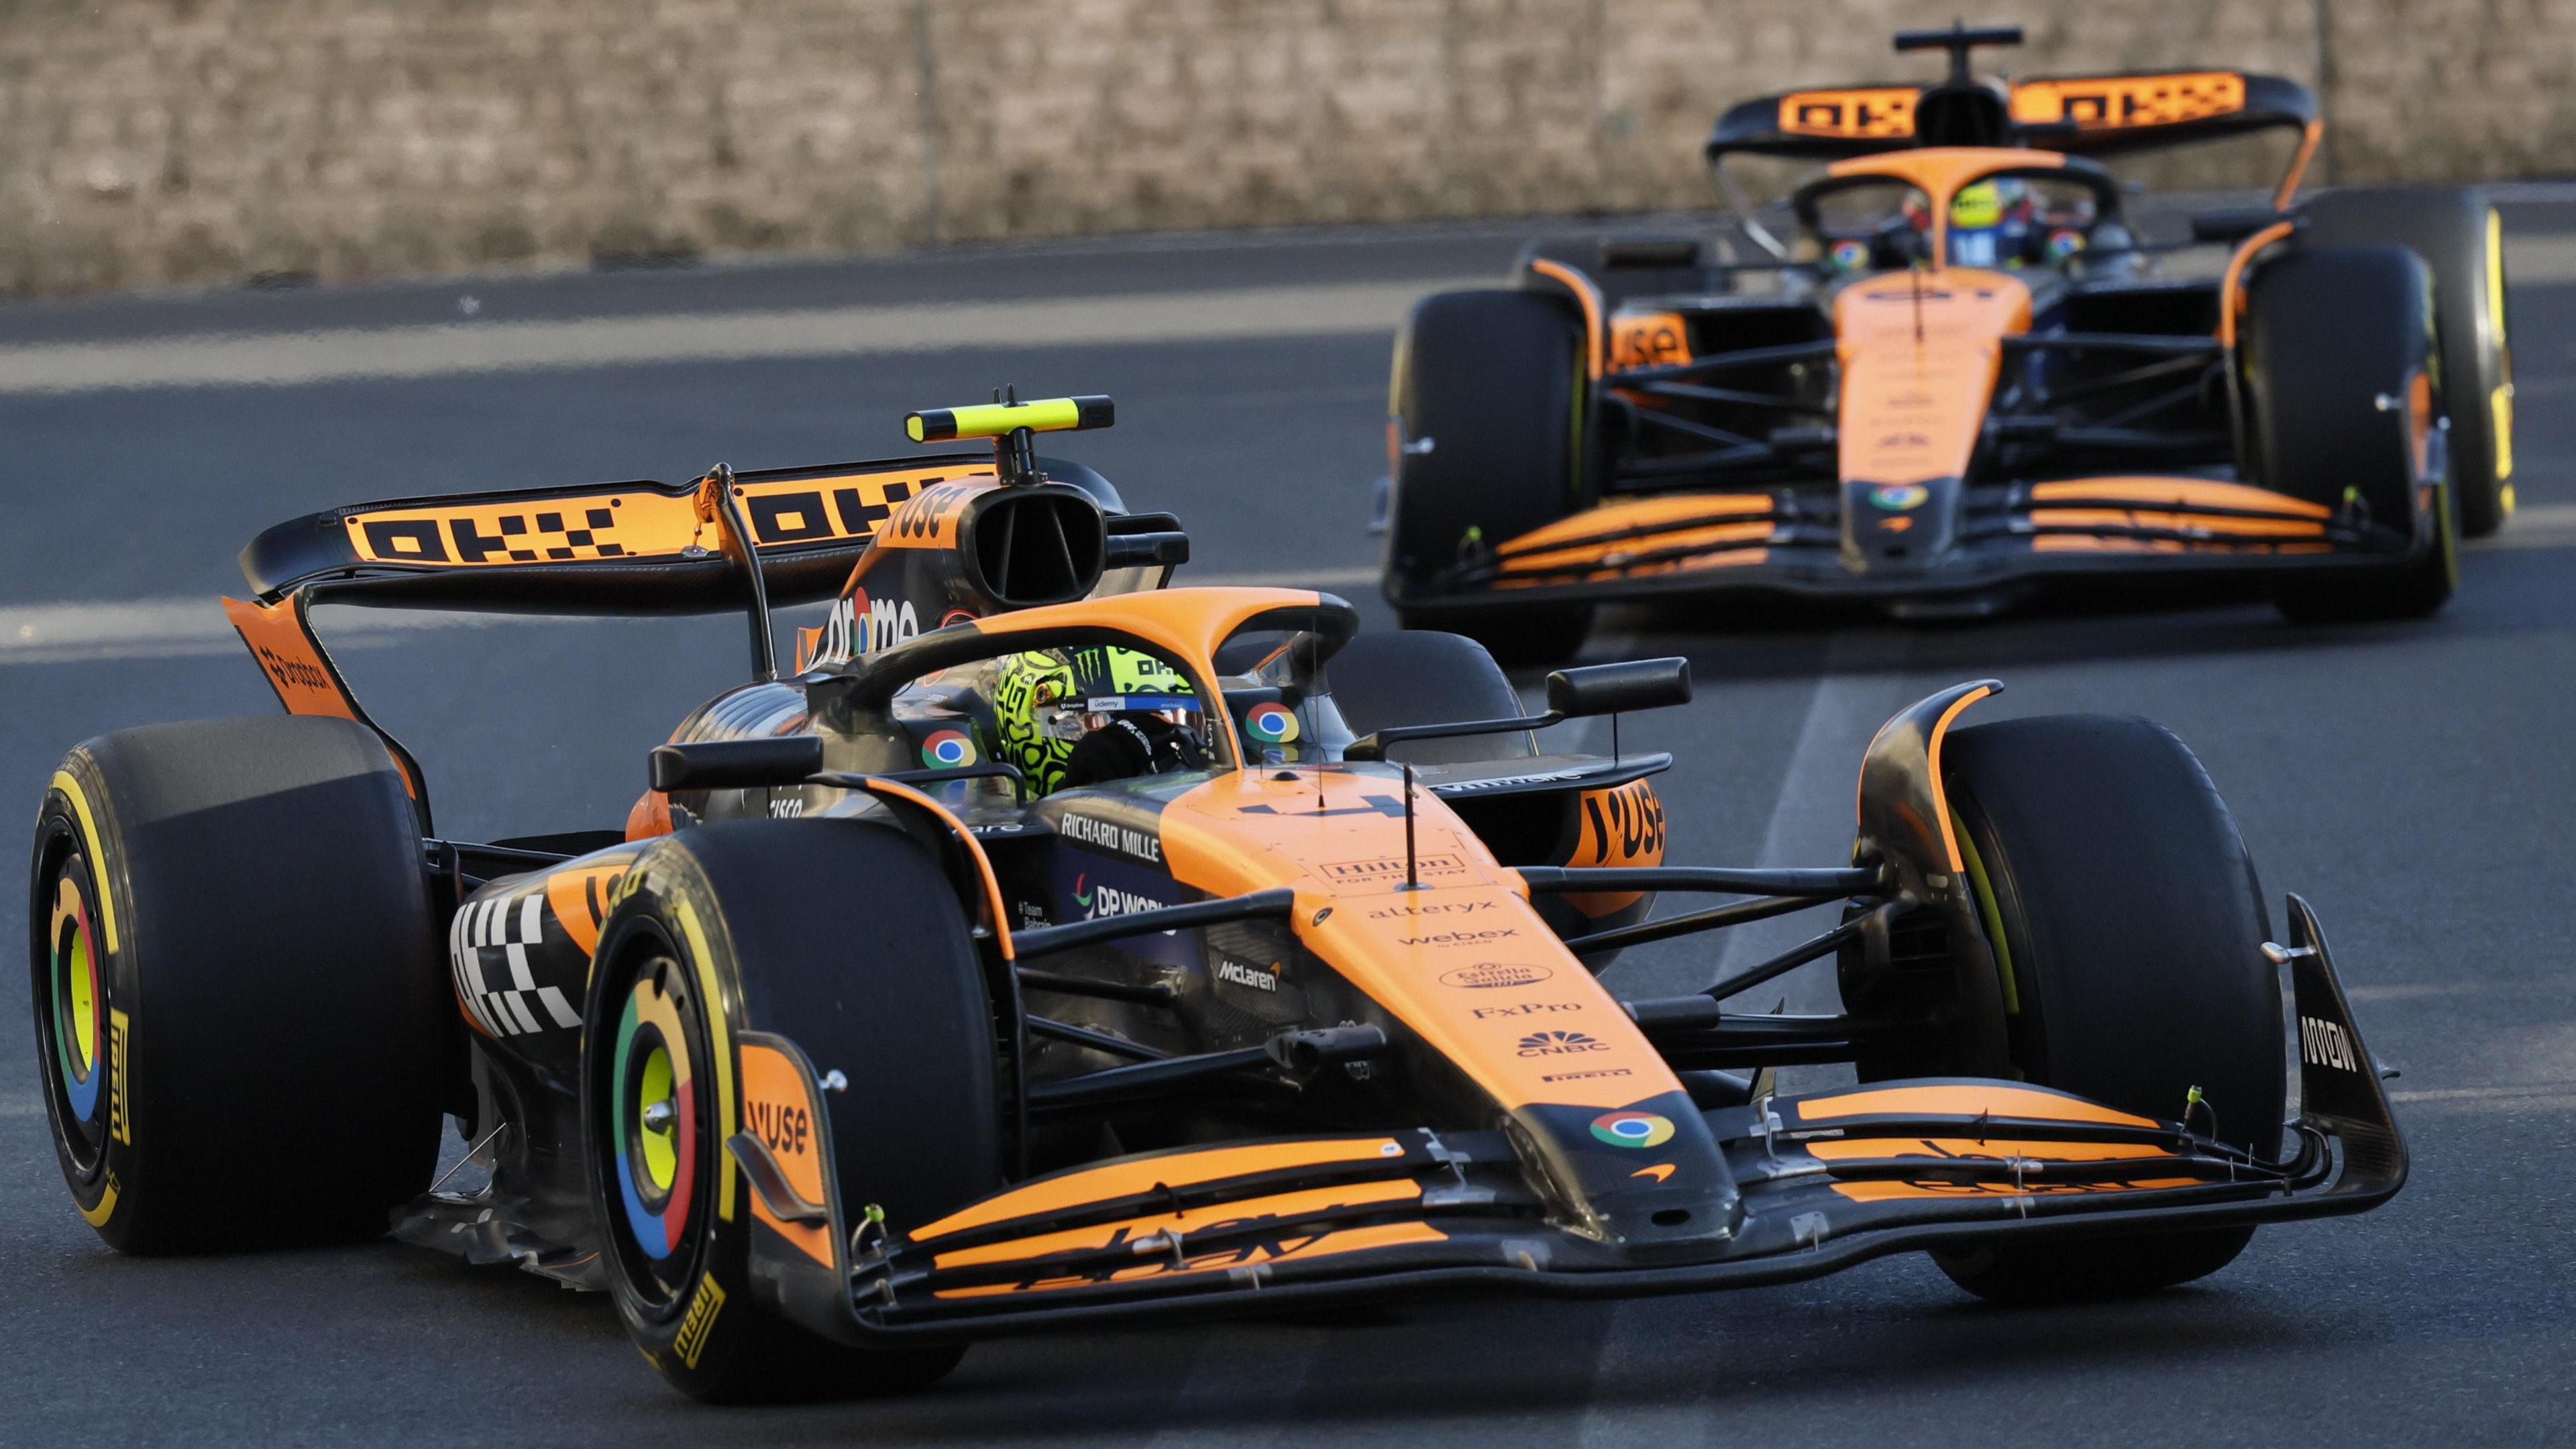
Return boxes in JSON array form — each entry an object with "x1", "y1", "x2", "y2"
[{"x1": 1061, "y1": 715, "x2": 1205, "y2": 788}]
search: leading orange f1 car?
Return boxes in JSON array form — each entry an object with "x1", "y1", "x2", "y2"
[
  {"x1": 33, "y1": 396, "x2": 2402, "y2": 1401},
  {"x1": 1381, "y1": 22, "x2": 2514, "y2": 659}
]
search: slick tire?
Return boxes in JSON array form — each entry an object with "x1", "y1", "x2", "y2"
[
  {"x1": 2240, "y1": 244, "x2": 2455, "y2": 621},
  {"x1": 1385, "y1": 288, "x2": 1595, "y2": 665},
  {"x1": 586, "y1": 820, "x2": 1000, "y2": 1403},
  {"x1": 1930, "y1": 715, "x2": 2284, "y2": 1303},
  {"x1": 30, "y1": 716, "x2": 446, "y2": 1253},
  {"x1": 2304, "y1": 186, "x2": 2515, "y2": 537},
  {"x1": 1324, "y1": 629, "x2": 1537, "y2": 766}
]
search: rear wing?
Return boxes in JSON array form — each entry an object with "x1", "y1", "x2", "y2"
[
  {"x1": 239, "y1": 453, "x2": 1001, "y2": 614},
  {"x1": 1711, "y1": 71, "x2": 2316, "y2": 162},
  {"x1": 1709, "y1": 70, "x2": 2321, "y2": 209}
]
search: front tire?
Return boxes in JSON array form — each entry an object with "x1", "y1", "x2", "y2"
[
  {"x1": 2241, "y1": 243, "x2": 2454, "y2": 621},
  {"x1": 1930, "y1": 714, "x2": 2284, "y2": 1302},
  {"x1": 1384, "y1": 288, "x2": 1595, "y2": 665},
  {"x1": 2303, "y1": 186, "x2": 2514, "y2": 537},
  {"x1": 30, "y1": 716, "x2": 446, "y2": 1252},
  {"x1": 586, "y1": 820, "x2": 1000, "y2": 1401},
  {"x1": 1324, "y1": 630, "x2": 1536, "y2": 766}
]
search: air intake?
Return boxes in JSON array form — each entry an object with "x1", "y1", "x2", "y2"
[{"x1": 965, "y1": 485, "x2": 1106, "y2": 608}]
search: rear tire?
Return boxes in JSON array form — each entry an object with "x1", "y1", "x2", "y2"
[
  {"x1": 30, "y1": 716, "x2": 446, "y2": 1252},
  {"x1": 1384, "y1": 288, "x2": 1595, "y2": 665},
  {"x1": 2304, "y1": 186, "x2": 2514, "y2": 537},
  {"x1": 586, "y1": 820, "x2": 998, "y2": 1402},
  {"x1": 1929, "y1": 714, "x2": 2284, "y2": 1303},
  {"x1": 2240, "y1": 244, "x2": 2453, "y2": 621}
]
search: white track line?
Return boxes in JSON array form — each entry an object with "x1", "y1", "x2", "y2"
[
  {"x1": 1577, "y1": 631, "x2": 1913, "y2": 1449},
  {"x1": 0, "y1": 278, "x2": 1479, "y2": 395}
]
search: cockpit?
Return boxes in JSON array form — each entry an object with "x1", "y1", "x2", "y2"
[{"x1": 1792, "y1": 153, "x2": 2131, "y2": 276}]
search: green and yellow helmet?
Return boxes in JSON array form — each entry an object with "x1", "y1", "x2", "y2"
[{"x1": 987, "y1": 645, "x2": 1199, "y2": 794}]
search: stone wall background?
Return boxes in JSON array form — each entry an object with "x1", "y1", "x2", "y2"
[{"x1": 0, "y1": 0, "x2": 2564, "y2": 295}]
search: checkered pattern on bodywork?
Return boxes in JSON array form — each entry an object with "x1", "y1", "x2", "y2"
[{"x1": 448, "y1": 884, "x2": 584, "y2": 1037}]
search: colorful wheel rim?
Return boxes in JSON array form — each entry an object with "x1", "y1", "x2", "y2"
[
  {"x1": 49, "y1": 867, "x2": 106, "y2": 1134},
  {"x1": 1589, "y1": 1111, "x2": 1675, "y2": 1149},
  {"x1": 920, "y1": 729, "x2": 976, "y2": 769},
  {"x1": 610, "y1": 967, "x2": 699, "y2": 1272},
  {"x1": 1242, "y1": 702, "x2": 1299, "y2": 746}
]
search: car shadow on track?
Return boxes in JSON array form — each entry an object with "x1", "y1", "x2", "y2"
[{"x1": 1534, "y1": 541, "x2": 2576, "y2": 688}]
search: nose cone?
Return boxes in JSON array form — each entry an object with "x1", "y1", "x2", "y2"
[
  {"x1": 1841, "y1": 476, "x2": 1959, "y2": 575},
  {"x1": 1509, "y1": 1093, "x2": 1741, "y2": 1261}
]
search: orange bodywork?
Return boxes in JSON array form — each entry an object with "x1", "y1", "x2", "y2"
[
  {"x1": 1161, "y1": 769, "x2": 1683, "y2": 1116},
  {"x1": 1489, "y1": 495, "x2": 1776, "y2": 584},
  {"x1": 338, "y1": 462, "x2": 987, "y2": 568},
  {"x1": 221, "y1": 593, "x2": 426, "y2": 803},
  {"x1": 912, "y1": 1136, "x2": 1413, "y2": 1241},
  {"x1": 1778, "y1": 87, "x2": 1920, "y2": 140},
  {"x1": 2007, "y1": 72, "x2": 2247, "y2": 131},
  {"x1": 1611, "y1": 311, "x2": 1693, "y2": 370},
  {"x1": 1834, "y1": 267, "x2": 2033, "y2": 486},
  {"x1": 1792, "y1": 1082, "x2": 2159, "y2": 1128},
  {"x1": 1527, "y1": 258, "x2": 1607, "y2": 379},
  {"x1": 739, "y1": 1040, "x2": 836, "y2": 1267}
]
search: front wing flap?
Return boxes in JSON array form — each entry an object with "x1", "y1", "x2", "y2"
[
  {"x1": 784, "y1": 902, "x2": 2399, "y2": 1342},
  {"x1": 1393, "y1": 476, "x2": 2422, "y2": 613}
]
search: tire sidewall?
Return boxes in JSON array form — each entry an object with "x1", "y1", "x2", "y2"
[
  {"x1": 585, "y1": 847, "x2": 764, "y2": 1398},
  {"x1": 1385, "y1": 290, "x2": 1585, "y2": 595},
  {"x1": 30, "y1": 780, "x2": 138, "y2": 1246}
]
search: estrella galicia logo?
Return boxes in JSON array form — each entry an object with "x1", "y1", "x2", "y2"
[{"x1": 1516, "y1": 1030, "x2": 1609, "y2": 1057}]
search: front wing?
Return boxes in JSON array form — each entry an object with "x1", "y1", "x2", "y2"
[
  {"x1": 733, "y1": 898, "x2": 2403, "y2": 1344},
  {"x1": 1391, "y1": 476, "x2": 2428, "y2": 616}
]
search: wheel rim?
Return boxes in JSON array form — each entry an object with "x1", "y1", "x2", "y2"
[
  {"x1": 605, "y1": 951, "x2": 705, "y2": 1305},
  {"x1": 42, "y1": 853, "x2": 110, "y2": 1171}
]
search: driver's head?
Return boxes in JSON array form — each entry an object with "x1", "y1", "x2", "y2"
[
  {"x1": 989, "y1": 646, "x2": 1204, "y2": 795},
  {"x1": 1945, "y1": 178, "x2": 2031, "y2": 268}
]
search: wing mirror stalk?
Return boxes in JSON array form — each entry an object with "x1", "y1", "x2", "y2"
[{"x1": 1342, "y1": 657, "x2": 1690, "y2": 762}]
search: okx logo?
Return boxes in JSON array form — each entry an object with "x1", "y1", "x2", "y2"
[{"x1": 1517, "y1": 1030, "x2": 1609, "y2": 1057}]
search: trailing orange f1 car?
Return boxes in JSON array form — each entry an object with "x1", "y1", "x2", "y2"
[
  {"x1": 1382, "y1": 23, "x2": 2513, "y2": 659},
  {"x1": 34, "y1": 395, "x2": 2402, "y2": 1402}
]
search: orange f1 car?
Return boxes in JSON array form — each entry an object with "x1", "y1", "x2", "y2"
[
  {"x1": 34, "y1": 396, "x2": 2402, "y2": 1401},
  {"x1": 1382, "y1": 23, "x2": 2514, "y2": 659}
]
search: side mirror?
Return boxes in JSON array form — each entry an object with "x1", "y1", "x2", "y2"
[
  {"x1": 1546, "y1": 657, "x2": 1691, "y2": 718},
  {"x1": 649, "y1": 736, "x2": 824, "y2": 792}
]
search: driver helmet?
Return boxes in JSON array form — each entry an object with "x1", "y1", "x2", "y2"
[
  {"x1": 1944, "y1": 178, "x2": 2033, "y2": 268},
  {"x1": 988, "y1": 645, "x2": 1201, "y2": 795}
]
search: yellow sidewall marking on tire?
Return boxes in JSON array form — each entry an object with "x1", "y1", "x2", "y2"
[
  {"x1": 79, "y1": 1171, "x2": 119, "y2": 1227},
  {"x1": 1951, "y1": 808, "x2": 2020, "y2": 1018},
  {"x1": 49, "y1": 771, "x2": 119, "y2": 953},
  {"x1": 2487, "y1": 208, "x2": 2514, "y2": 489},
  {"x1": 671, "y1": 898, "x2": 738, "y2": 1224}
]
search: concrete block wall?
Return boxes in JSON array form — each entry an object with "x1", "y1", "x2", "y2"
[{"x1": 0, "y1": 0, "x2": 2558, "y2": 296}]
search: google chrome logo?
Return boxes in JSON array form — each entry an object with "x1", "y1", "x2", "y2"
[
  {"x1": 1589, "y1": 1111, "x2": 1675, "y2": 1149},
  {"x1": 1243, "y1": 701, "x2": 1299, "y2": 745},
  {"x1": 920, "y1": 729, "x2": 975, "y2": 768}
]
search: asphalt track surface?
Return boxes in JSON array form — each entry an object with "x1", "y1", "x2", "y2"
[{"x1": 8, "y1": 209, "x2": 2576, "y2": 1445}]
